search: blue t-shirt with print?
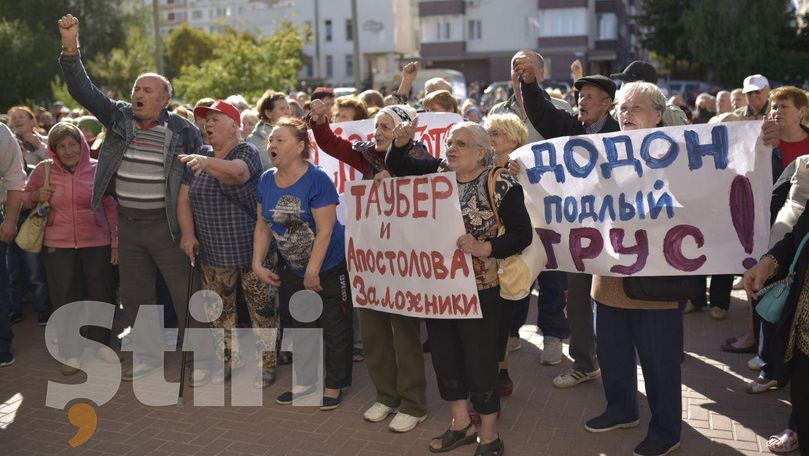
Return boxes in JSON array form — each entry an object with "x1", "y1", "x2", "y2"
[{"x1": 256, "y1": 163, "x2": 345, "y2": 277}]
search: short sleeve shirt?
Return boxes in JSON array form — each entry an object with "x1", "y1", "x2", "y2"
[
  {"x1": 184, "y1": 142, "x2": 262, "y2": 268},
  {"x1": 256, "y1": 163, "x2": 345, "y2": 277}
]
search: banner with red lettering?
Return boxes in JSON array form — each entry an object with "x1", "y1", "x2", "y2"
[
  {"x1": 344, "y1": 172, "x2": 482, "y2": 319},
  {"x1": 510, "y1": 121, "x2": 772, "y2": 276},
  {"x1": 310, "y1": 113, "x2": 463, "y2": 194}
]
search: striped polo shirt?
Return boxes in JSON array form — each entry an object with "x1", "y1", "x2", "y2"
[{"x1": 116, "y1": 124, "x2": 168, "y2": 209}]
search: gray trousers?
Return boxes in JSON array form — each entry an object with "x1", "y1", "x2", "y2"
[
  {"x1": 118, "y1": 207, "x2": 199, "y2": 367},
  {"x1": 566, "y1": 273, "x2": 599, "y2": 373}
]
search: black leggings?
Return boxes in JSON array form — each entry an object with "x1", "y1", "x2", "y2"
[{"x1": 426, "y1": 287, "x2": 503, "y2": 415}]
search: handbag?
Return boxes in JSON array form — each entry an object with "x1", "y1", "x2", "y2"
[
  {"x1": 486, "y1": 167, "x2": 544, "y2": 300},
  {"x1": 623, "y1": 275, "x2": 702, "y2": 302},
  {"x1": 755, "y1": 232, "x2": 809, "y2": 324},
  {"x1": 15, "y1": 160, "x2": 52, "y2": 253}
]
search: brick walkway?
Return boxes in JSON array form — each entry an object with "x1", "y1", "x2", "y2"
[{"x1": 0, "y1": 290, "x2": 792, "y2": 455}]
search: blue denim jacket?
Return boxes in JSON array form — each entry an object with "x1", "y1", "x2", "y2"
[{"x1": 59, "y1": 53, "x2": 203, "y2": 239}]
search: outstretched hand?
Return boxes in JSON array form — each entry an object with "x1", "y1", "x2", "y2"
[
  {"x1": 309, "y1": 99, "x2": 330, "y2": 125},
  {"x1": 57, "y1": 14, "x2": 80, "y2": 51},
  {"x1": 392, "y1": 117, "x2": 419, "y2": 148}
]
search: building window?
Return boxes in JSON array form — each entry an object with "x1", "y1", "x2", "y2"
[
  {"x1": 443, "y1": 21, "x2": 450, "y2": 40},
  {"x1": 467, "y1": 20, "x2": 481, "y2": 40},
  {"x1": 325, "y1": 19, "x2": 333, "y2": 42},
  {"x1": 598, "y1": 13, "x2": 618, "y2": 40},
  {"x1": 346, "y1": 19, "x2": 353, "y2": 41},
  {"x1": 422, "y1": 16, "x2": 463, "y2": 43},
  {"x1": 345, "y1": 54, "x2": 353, "y2": 77},
  {"x1": 538, "y1": 8, "x2": 587, "y2": 37},
  {"x1": 326, "y1": 55, "x2": 333, "y2": 78},
  {"x1": 192, "y1": 10, "x2": 202, "y2": 20},
  {"x1": 167, "y1": 12, "x2": 175, "y2": 21},
  {"x1": 305, "y1": 57, "x2": 313, "y2": 78}
]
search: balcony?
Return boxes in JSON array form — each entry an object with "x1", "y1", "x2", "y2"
[
  {"x1": 421, "y1": 42, "x2": 466, "y2": 58},
  {"x1": 539, "y1": 0, "x2": 587, "y2": 8},
  {"x1": 419, "y1": 0, "x2": 465, "y2": 16},
  {"x1": 537, "y1": 36, "x2": 588, "y2": 49}
]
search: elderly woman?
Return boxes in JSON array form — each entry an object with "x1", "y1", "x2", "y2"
[
  {"x1": 423, "y1": 90, "x2": 459, "y2": 114},
  {"x1": 247, "y1": 90, "x2": 290, "y2": 170},
  {"x1": 386, "y1": 120, "x2": 532, "y2": 455},
  {"x1": 578, "y1": 82, "x2": 684, "y2": 456},
  {"x1": 333, "y1": 96, "x2": 369, "y2": 123},
  {"x1": 22, "y1": 122, "x2": 118, "y2": 374},
  {"x1": 177, "y1": 100, "x2": 278, "y2": 388},
  {"x1": 483, "y1": 113, "x2": 529, "y2": 397},
  {"x1": 308, "y1": 99, "x2": 430, "y2": 431},
  {"x1": 253, "y1": 118, "x2": 353, "y2": 411}
]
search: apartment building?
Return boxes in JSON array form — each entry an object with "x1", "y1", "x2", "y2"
[{"x1": 419, "y1": 0, "x2": 646, "y2": 84}]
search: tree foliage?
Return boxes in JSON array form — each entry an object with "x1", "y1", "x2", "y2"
[
  {"x1": 173, "y1": 21, "x2": 306, "y2": 103},
  {"x1": 86, "y1": 23, "x2": 157, "y2": 99},
  {"x1": 0, "y1": 19, "x2": 55, "y2": 111},
  {"x1": 636, "y1": 0, "x2": 809, "y2": 85},
  {"x1": 164, "y1": 23, "x2": 222, "y2": 80}
]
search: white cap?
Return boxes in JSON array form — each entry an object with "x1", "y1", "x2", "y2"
[{"x1": 742, "y1": 74, "x2": 769, "y2": 94}]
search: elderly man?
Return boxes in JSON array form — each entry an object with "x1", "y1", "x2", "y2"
[
  {"x1": 731, "y1": 88, "x2": 748, "y2": 111},
  {"x1": 58, "y1": 14, "x2": 203, "y2": 381},
  {"x1": 716, "y1": 90, "x2": 732, "y2": 114},
  {"x1": 0, "y1": 122, "x2": 27, "y2": 367},
  {"x1": 735, "y1": 74, "x2": 771, "y2": 120},
  {"x1": 693, "y1": 93, "x2": 716, "y2": 124},
  {"x1": 513, "y1": 56, "x2": 620, "y2": 389}
]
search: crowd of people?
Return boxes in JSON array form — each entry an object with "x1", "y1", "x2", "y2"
[{"x1": 1, "y1": 12, "x2": 809, "y2": 456}]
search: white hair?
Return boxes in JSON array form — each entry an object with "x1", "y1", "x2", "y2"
[
  {"x1": 617, "y1": 81, "x2": 667, "y2": 114},
  {"x1": 225, "y1": 94, "x2": 251, "y2": 112},
  {"x1": 136, "y1": 72, "x2": 173, "y2": 98},
  {"x1": 449, "y1": 121, "x2": 494, "y2": 166}
]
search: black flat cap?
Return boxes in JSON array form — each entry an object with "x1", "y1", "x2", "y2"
[
  {"x1": 610, "y1": 61, "x2": 658, "y2": 84},
  {"x1": 574, "y1": 75, "x2": 617, "y2": 99}
]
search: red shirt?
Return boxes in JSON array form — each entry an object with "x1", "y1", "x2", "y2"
[{"x1": 780, "y1": 135, "x2": 809, "y2": 167}]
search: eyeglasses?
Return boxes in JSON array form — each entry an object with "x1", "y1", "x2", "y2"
[{"x1": 444, "y1": 139, "x2": 472, "y2": 149}]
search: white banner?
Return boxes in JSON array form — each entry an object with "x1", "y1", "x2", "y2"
[
  {"x1": 510, "y1": 121, "x2": 772, "y2": 276},
  {"x1": 344, "y1": 173, "x2": 482, "y2": 319},
  {"x1": 310, "y1": 112, "x2": 463, "y2": 193}
]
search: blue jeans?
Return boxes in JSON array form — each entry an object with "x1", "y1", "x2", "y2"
[
  {"x1": 0, "y1": 211, "x2": 13, "y2": 353},
  {"x1": 511, "y1": 271, "x2": 571, "y2": 340},
  {"x1": 7, "y1": 240, "x2": 50, "y2": 318},
  {"x1": 595, "y1": 300, "x2": 683, "y2": 447}
]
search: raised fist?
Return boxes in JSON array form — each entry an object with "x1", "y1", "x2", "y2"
[
  {"x1": 57, "y1": 14, "x2": 80, "y2": 50},
  {"x1": 309, "y1": 99, "x2": 330, "y2": 125},
  {"x1": 392, "y1": 117, "x2": 419, "y2": 148}
]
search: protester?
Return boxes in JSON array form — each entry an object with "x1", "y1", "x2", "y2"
[
  {"x1": 610, "y1": 61, "x2": 687, "y2": 126},
  {"x1": 692, "y1": 93, "x2": 716, "y2": 124},
  {"x1": 76, "y1": 115, "x2": 103, "y2": 157},
  {"x1": 716, "y1": 90, "x2": 732, "y2": 114},
  {"x1": 253, "y1": 118, "x2": 352, "y2": 411},
  {"x1": 387, "y1": 120, "x2": 532, "y2": 455},
  {"x1": 8, "y1": 106, "x2": 48, "y2": 168},
  {"x1": 359, "y1": 90, "x2": 384, "y2": 110},
  {"x1": 771, "y1": 86, "x2": 809, "y2": 168},
  {"x1": 177, "y1": 100, "x2": 279, "y2": 388},
  {"x1": 512, "y1": 56, "x2": 619, "y2": 389},
  {"x1": 194, "y1": 98, "x2": 215, "y2": 144},
  {"x1": 59, "y1": 13, "x2": 203, "y2": 382},
  {"x1": 240, "y1": 109, "x2": 259, "y2": 138},
  {"x1": 287, "y1": 98, "x2": 304, "y2": 119},
  {"x1": 333, "y1": 96, "x2": 369, "y2": 122},
  {"x1": 0, "y1": 122, "x2": 26, "y2": 367},
  {"x1": 308, "y1": 99, "x2": 428, "y2": 431},
  {"x1": 311, "y1": 87, "x2": 336, "y2": 111},
  {"x1": 735, "y1": 74, "x2": 771, "y2": 120},
  {"x1": 731, "y1": 88, "x2": 748, "y2": 111},
  {"x1": 423, "y1": 90, "x2": 459, "y2": 114},
  {"x1": 21, "y1": 122, "x2": 118, "y2": 374},
  {"x1": 248, "y1": 90, "x2": 290, "y2": 170},
  {"x1": 484, "y1": 112, "x2": 529, "y2": 396}
]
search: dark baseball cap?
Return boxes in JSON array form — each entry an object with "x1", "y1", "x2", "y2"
[
  {"x1": 574, "y1": 75, "x2": 617, "y2": 100},
  {"x1": 610, "y1": 61, "x2": 658, "y2": 84}
]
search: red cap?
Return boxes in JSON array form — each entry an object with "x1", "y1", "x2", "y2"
[
  {"x1": 311, "y1": 87, "x2": 335, "y2": 100},
  {"x1": 193, "y1": 100, "x2": 241, "y2": 126}
]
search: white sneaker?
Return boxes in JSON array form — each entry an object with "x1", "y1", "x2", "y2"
[
  {"x1": 747, "y1": 356, "x2": 765, "y2": 371},
  {"x1": 363, "y1": 402, "x2": 395, "y2": 422},
  {"x1": 553, "y1": 368, "x2": 601, "y2": 388},
  {"x1": 388, "y1": 412, "x2": 427, "y2": 433},
  {"x1": 732, "y1": 276, "x2": 744, "y2": 290},
  {"x1": 540, "y1": 336, "x2": 563, "y2": 365},
  {"x1": 507, "y1": 336, "x2": 522, "y2": 353}
]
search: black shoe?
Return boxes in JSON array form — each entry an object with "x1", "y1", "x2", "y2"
[
  {"x1": 584, "y1": 413, "x2": 640, "y2": 433},
  {"x1": 278, "y1": 351, "x2": 293, "y2": 365},
  {"x1": 9, "y1": 313, "x2": 23, "y2": 325},
  {"x1": 275, "y1": 384, "x2": 317, "y2": 405},
  {"x1": 320, "y1": 390, "x2": 342, "y2": 411},
  {"x1": 633, "y1": 438, "x2": 681, "y2": 456},
  {"x1": 474, "y1": 437, "x2": 504, "y2": 456}
]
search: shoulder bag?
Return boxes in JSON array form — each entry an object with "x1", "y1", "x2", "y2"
[{"x1": 15, "y1": 160, "x2": 52, "y2": 253}]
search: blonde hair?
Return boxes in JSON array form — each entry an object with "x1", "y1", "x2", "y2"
[
  {"x1": 423, "y1": 90, "x2": 459, "y2": 114},
  {"x1": 484, "y1": 113, "x2": 528, "y2": 148},
  {"x1": 334, "y1": 96, "x2": 369, "y2": 121},
  {"x1": 617, "y1": 81, "x2": 667, "y2": 114}
]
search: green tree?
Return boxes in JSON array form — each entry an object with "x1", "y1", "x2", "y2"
[
  {"x1": 86, "y1": 23, "x2": 157, "y2": 99},
  {"x1": 0, "y1": 19, "x2": 55, "y2": 111},
  {"x1": 174, "y1": 21, "x2": 306, "y2": 102},
  {"x1": 164, "y1": 23, "x2": 222, "y2": 79}
]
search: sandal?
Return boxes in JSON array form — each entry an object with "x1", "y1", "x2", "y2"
[
  {"x1": 429, "y1": 421, "x2": 477, "y2": 453},
  {"x1": 475, "y1": 437, "x2": 505, "y2": 456},
  {"x1": 768, "y1": 429, "x2": 799, "y2": 453}
]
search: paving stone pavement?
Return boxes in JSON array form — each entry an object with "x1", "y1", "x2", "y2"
[{"x1": 0, "y1": 289, "x2": 792, "y2": 455}]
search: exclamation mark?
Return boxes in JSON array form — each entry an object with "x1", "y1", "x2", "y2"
[{"x1": 729, "y1": 175, "x2": 757, "y2": 269}]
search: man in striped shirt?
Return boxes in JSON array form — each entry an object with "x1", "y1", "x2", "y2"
[{"x1": 59, "y1": 14, "x2": 205, "y2": 382}]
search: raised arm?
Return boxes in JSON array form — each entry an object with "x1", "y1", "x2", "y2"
[
  {"x1": 57, "y1": 14, "x2": 119, "y2": 127},
  {"x1": 308, "y1": 99, "x2": 368, "y2": 173},
  {"x1": 385, "y1": 118, "x2": 441, "y2": 176},
  {"x1": 513, "y1": 58, "x2": 581, "y2": 139},
  {"x1": 393, "y1": 62, "x2": 419, "y2": 103}
]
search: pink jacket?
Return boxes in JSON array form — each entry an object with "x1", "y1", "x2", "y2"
[{"x1": 22, "y1": 133, "x2": 117, "y2": 249}]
